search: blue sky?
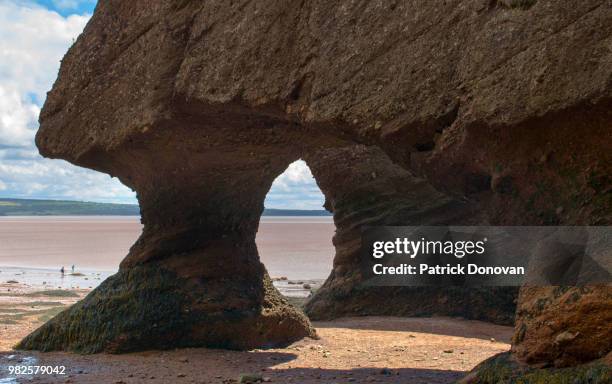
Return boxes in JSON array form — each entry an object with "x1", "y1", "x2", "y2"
[
  {"x1": 30, "y1": 0, "x2": 96, "y2": 15},
  {"x1": 0, "y1": 0, "x2": 325, "y2": 209}
]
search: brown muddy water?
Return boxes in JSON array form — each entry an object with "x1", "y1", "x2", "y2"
[{"x1": 0, "y1": 216, "x2": 335, "y2": 294}]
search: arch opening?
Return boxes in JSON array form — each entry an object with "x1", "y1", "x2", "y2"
[{"x1": 257, "y1": 159, "x2": 335, "y2": 304}]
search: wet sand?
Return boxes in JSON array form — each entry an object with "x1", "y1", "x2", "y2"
[
  {"x1": 0, "y1": 282, "x2": 89, "y2": 352},
  {"x1": 0, "y1": 217, "x2": 138, "y2": 272},
  {"x1": 256, "y1": 217, "x2": 335, "y2": 280},
  {"x1": 0, "y1": 216, "x2": 335, "y2": 280}
]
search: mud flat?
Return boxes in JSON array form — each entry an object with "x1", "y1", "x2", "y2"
[
  {"x1": 0, "y1": 282, "x2": 88, "y2": 352},
  {"x1": 0, "y1": 216, "x2": 335, "y2": 282}
]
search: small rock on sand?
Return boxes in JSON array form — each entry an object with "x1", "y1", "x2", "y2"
[{"x1": 239, "y1": 373, "x2": 263, "y2": 383}]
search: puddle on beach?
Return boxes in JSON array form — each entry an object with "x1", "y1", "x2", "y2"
[
  {"x1": 1, "y1": 266, "x2": 321, "y2": 298},
  {"x1": 0, "y1": 266, "x2": 113, "y2": 292},
  {"x1": 272, "y1": 278, "x2": 323, "y2": 297},
  {"x1": 0, "y1": 354, "x2": 37, "y2": 383}
]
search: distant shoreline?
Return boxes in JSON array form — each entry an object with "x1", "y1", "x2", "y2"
[{"x1": 0, "y1": 198, "x2": 331, "y2": 216}]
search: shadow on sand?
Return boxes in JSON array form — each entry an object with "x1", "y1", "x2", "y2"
[
  {"x1": 313, "y1": 316, "x2": 514, "y2": 343},
  {"x1": 0, "y1": 349, "x2": 467, "y2": 383}
]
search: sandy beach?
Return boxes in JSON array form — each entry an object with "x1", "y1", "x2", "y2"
[{"x1": 0, "y1": 281, "x2": 513, "y2": 384}]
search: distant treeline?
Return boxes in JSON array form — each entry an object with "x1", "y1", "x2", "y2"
[
  {"x1": 0, "y1": 198, "x2": 331, "y2": 216},
  {"x1": 0, "y1": 198, "x2": 140, "y2": 216}
]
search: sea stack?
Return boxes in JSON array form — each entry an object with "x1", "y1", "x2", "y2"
[{"x1": 20, "y1": 0, "x2": 611, "y2": 380}]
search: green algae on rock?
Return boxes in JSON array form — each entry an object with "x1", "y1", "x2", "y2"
[
  {"x1": 17, "y1": 266, "x2": 314, "y2": 353},
  {"x1": 459, "y1": 351, "x2": 611, "y2": 384}
]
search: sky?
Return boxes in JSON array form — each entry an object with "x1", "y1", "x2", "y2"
[{"x1": 0, "y1": 0, "x2": 325, "y2": 210}]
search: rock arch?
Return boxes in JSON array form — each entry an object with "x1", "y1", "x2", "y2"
[
  {"x1": 20, "y1": 0, "x2": 611, "y2": 378},
  {"x1": 303, "y1": 145, "x2": 516, "y2": 324}
]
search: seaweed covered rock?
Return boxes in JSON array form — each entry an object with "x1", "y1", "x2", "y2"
[
  {"x1": 18, "y1": 264, "x2": 313, "y2": 353},
  {"x1": 459, "y1": 351, "x2": 611, "y2": 384}
]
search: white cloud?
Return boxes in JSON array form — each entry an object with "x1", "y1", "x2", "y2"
[
  {"x1": 271, "y1": 160, "x2": 316, "y2": 189},
  {"x1": 265, "y1": 160, "x2": 325, "y2": 210},
  {"x1": 0, "y1": 1, "x2": 86, "y2": 145},
  {"x1": 0, "y1": 2, "x2": 89, "y2": 94},
  {"x1": 0, "y1": 1, "x2": 137, "y2": 204},
  {"x1": 0, "y1": 87, "x2": 40, "y2": 147},
  {"x1": 0, "y1": 159, "x2": 136, "y2": 203},
  {"x1": 0, "y1": 1, "x2": 88, "y2": 147}
]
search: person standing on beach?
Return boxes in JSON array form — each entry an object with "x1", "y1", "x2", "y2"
[
  {"x1": 71, "y1": 265, "x2": 75, "y2": 273},
  {"x1": 61, "y1": 266, "x2": 65, "y2": 276}
]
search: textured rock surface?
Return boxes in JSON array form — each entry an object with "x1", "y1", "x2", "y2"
[
  {"x1": 29, "y1": 0, "x2": 611, "y2": 371},
  {"x1": 512, "y1": 286, "x2": 612, "y2": 367},
  {"x1": 459, "y1": 351, "x2": 611, "y2": 384},
  {"x1": 303, "y1": 145, "x2": 517, "y2": 325},
  {"x1": 18, "y1": 267, "x2": 313, "y2": 353}
]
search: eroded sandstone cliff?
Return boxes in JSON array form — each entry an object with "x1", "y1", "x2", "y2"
[
  {"x1": 23, "y1": 0, "x2": 611, "y2": 379},
  {"x1": 303, "y1": 144, "x2": 518, "y2": 325}
]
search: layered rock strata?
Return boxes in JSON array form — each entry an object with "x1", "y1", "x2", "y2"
[{"x1": 303, "y1": 145, "x2": 518, "y2": 325}]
